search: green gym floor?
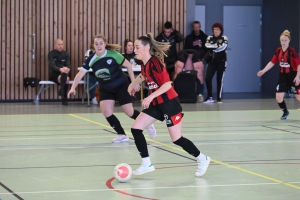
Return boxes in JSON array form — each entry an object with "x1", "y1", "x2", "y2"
[{"x1": 0, "y1": 97, "x2": 300, "y2": 200}]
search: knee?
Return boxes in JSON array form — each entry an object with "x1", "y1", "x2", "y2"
[
  {"x1": 276, "y1": 96, "x2": 283, "y2": 103},
  {"x1": 101, "y1": 109, "x2": 113, "y2": 118}
]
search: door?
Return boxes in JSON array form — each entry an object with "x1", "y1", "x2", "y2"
[{"x1": 223, "y1": 6, "x2": 261, "y2": 92}]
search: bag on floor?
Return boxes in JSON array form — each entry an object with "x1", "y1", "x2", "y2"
[{"x1": 173, "y1": 70, "x2": 198, "y2": 103}]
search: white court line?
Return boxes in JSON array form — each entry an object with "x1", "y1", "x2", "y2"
[
  {"x1": 0, "y1": 182, "x2": 300, "y2": 195},
  {"x1": 0, "y1": 131, "x2": 296, "y2": 141},
  {"x1": 0, "y1": 140, "x2": 299, "y2": 151}
]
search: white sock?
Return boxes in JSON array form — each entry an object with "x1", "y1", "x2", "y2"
[
  {"x1": 197, "y1": 153, "x2": 206, "y2": 162},
  {"x1": 142, "y1": 157, "x2": 152, "y2": 166}
]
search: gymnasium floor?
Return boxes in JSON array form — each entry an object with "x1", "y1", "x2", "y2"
[{"x1": 0, "y1": 96, "x2": 299, "y2": 200}]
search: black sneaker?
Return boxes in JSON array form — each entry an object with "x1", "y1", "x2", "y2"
[
  {"x1": 203, "y1": 97, "x2": 214, "y2": 103},
  {"x1": 281, "y1": 111, "x2": 289, "y2": 120},
  {"x1": 217, "y1": 98, "x2": 222, "y2": 103},
  {"x1": 62, "y1": 100, "x2": 68, "y2": 105}
]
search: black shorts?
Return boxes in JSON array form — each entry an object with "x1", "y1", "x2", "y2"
[
  {"x1": 142, "y1": 97, "x2": 183, "y2": 127},
  {"x1": 276, "y1": 73, "x2": 300, "y2": 94},
  {"x1": 99, "y1": 81, "x2": 133, "y2": 105}
]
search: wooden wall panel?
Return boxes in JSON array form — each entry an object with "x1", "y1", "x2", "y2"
[{"x1": 0, "y1": 0, "x2": 186, "y2": 101}]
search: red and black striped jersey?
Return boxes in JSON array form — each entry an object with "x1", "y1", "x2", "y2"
[
  {"x1": 271, "y1": 47, "x2": 300, "y2": 73},
  {"x1": 141, "y1": 56, "x2": 178, "y2": 106}
]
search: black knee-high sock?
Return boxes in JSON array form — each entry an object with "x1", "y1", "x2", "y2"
[
  {"x1": 60, "y1": 73, "x2": 67, "y2": 88},
  {"x1": 173, "y1": 137, "x2": 200, "y2": 157},
  {"x1": 63, "y1": 84, "x2": 68, "y2": 99},
  {"x1": 130, "y1": 110, "x2": 140, "y2": 120},
  {"x1": 106, "y1": 115, "x2": 126, "y2": 135},
  {"x1": 131, "y1": 128, "x2": 149, "y2": 158},
  {"x1": 278, "y1": 100, "x2": 288, "y2": 112}
]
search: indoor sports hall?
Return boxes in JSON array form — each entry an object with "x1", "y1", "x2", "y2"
[{"x1": 1, "y1": 0, "x2": 300, "y2": 199}]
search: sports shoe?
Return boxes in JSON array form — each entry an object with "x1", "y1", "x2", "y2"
[
  {"x1": 281, "y1": 111, "x2": 289, "y2": 120},
  {"x1": 146, "y1": 124, "x2": 156, "y2": 139},
  {"x1": 133, "y1": 164, "x2": 155, "y2": 175},
  {"x1": 217, "y1": 98, "x2": 222, "y2": 103},
  {"x1": 198, "y1": 94, "x2": 204, "y2": 102},
  {"x1": 195, "y1": 156, "x2": 211, "y2": 177},
  {"x1": 203, "y1": 97, "x2": 214, "y2": 103},
  {"x1": 112, "y1": 135, "x2": 129, "y2": 143},
  {"x1": 92, "y1": 97, "x2": 98, "y2": 105}
]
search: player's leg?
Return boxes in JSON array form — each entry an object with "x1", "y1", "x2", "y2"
[
  {"x1": 117, "y1": 82, "x2": 157, "y2": 138},
  {"x1": 100, "y1": 88, "x2": 128, "y2": 143},
  {"x1": 131, "y1": 106, "x2": 163, "y2": 175}
]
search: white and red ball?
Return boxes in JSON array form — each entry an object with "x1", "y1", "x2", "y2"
[{"x1": 114, "y1": 163, "x2": 132, "y2": 183}]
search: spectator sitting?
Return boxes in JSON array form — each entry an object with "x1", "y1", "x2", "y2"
[{"x1": 48, "y1": 38, "x2": 71, "y2": 105}]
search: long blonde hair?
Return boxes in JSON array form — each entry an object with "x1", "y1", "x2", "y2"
[
  {"x1": 137, "y1": 33, "x2": 170, "y2": 62},
  {"x1": 280, "y1": 30, "x2": 291, "y2": 40},
  {"x1": 93, "y1": 34, "x2": 121, "y2": 51}
]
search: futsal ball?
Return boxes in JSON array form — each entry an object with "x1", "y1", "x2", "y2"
[{"x1": 114, "y1": 163, "x2": 132, "y2": 183}]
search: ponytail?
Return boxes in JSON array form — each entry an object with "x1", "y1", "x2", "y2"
[{"x1": 137, "y1": 33, "x2": 170, "y2": 62}]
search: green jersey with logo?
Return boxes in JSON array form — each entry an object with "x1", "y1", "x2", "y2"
[{"x1": 82, "y1": 50, "x2": 127, "y2": 90}]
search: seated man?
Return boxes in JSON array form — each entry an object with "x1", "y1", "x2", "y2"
[
  {"x1": 174, "y1": 49, "x2": 204, "y2": 102},
  {"x1": 48, "y1": 38, "x2": 71, "y2": 105}
]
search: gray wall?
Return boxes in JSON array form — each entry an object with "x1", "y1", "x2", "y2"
[
  {"x1": 262, "y1": 0, "x2": 300, "y2": 94},
  {"x1": 194, "y1": 0, "x2": 263, "y2": 36}
]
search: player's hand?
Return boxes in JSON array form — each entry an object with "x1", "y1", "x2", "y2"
[
  {"x1": 142, "y1": 95, "x2": 154, "y2": 109},
  {"x1": 128, "y1": 84, "x2": 136, "y2": 96},
  {"x1": 68, "y1": 89, "x2": 76, "y2": 98},
  {"x1": 257, "y1": 70, "x2": 264, "y2": 77},
  {"x1": 294, "y1": 76, "x2": 300, "y2": 86},
  {"x1": 63, "y1": 67, "x2": 70, "y2": 73}
]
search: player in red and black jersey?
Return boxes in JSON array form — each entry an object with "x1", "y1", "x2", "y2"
[
  {"x1": 258, "y1": 30, "x2": 300, "y2": 120},
  {"x1": 127, "y1": 33, "x2": 210, "y2": 177}
]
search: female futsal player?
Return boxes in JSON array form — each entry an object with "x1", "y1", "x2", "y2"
[
  {"x1": 257, "y1": 30, "x2": 300, "y2": 120},
  {"x1": 128, "y1": 33, "x2": 210, "y2": 177},
  {"x1": 68, "y1": 34, "x2": 156, "y2": 143}
]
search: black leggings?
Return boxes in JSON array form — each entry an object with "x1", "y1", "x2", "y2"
[{"x1": 205, "y1": 61, "x2": 226, "y2": 99}]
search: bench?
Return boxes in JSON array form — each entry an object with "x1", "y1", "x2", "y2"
[{"x1": 33, "y1": 80, "x2": 86, "y2": 104}]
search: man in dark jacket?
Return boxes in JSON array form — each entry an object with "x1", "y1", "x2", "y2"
[
  {"x1": 183, "y1": 21, "x2": 208, "y2": 102},
  {"x1": 156, "y1": 21, "x2": 184, "y2": 80},
  {"x1": 48, "y1": 39, "x2": 71, "y2": 105}
]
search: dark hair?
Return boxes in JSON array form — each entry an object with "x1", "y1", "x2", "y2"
[
  {"x1": 212, "y1": 23, "x2": 224, "y2": 35},
  {"x1": 137, "y1": 33, "x2": 170, "y2": 62},
  {"x1": 164, "y1": 21, "x2": 173, "y2": 29},
  {"x1": 192, "y1": 21, "x2": 201, "y2": 26},
  {"x1": 124, "y1": 39, "x2": 133, "y2": 52}
]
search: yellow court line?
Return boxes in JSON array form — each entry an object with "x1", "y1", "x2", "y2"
[{"x1": 69, "y1": 114, "x2": 300, "y2": 190}]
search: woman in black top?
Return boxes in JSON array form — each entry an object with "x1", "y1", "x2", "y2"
[{"x1": 204, "y1": 23, "x2": 228, "y2": 103}]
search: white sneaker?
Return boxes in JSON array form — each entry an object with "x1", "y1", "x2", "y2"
[
  {"x1": 146, "y1": 124, "x2": 156, "y2": 139},
  {"x1": 133, "y1": 164, "x2": 155, "y2": 175},
  {"x1": 198, "y1": 94, "x2": 204, "y2": 102},
  {"x1": 203, "y1": 97, "x2": 214, "y2": 103},
  {"x1": 112, "y1": 135, "x2": 129, "y2": 143},
  {"x1": 92, "y1": 97, "x2": 98, "y2": 105},
  {"x1": 195, "y1": 156, "x2": 211, "y2": 177}
]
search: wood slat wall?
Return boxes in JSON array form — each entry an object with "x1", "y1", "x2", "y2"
[{"x1": 0, "y1": 0, "x2": 186, "y2": 101}]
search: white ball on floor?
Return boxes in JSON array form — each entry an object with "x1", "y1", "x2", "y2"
[{"x1": 114, "y1": 163, "x2": 132, "y2": 183}]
